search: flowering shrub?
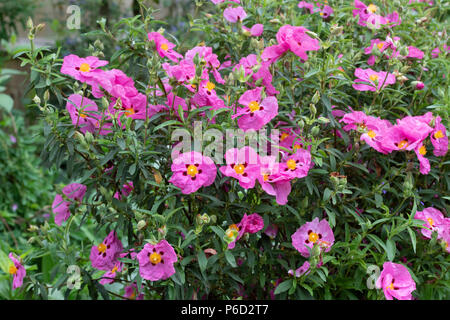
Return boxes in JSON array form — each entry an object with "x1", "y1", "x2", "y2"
[{"x1": 2, "y1": 0, "x2": 449, "y2": 300}]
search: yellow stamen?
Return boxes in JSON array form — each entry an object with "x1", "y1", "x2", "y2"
[
  {"x1": 308, "y1": 232, "x2": 319, "y2": 243},
  {"x1": 426, "y1": 217, "x2": 434, "y2": 227},
  {"x1": 293, "y1": 144, "x2": 302, "y2": 151},
  {"x1": 124, "y1": 108, "x2": 135, "y2": 116},
  {"x1": 248, "y1": 101, "x2": 260, "y2": 112},
  {"x1": 367, "y1": 130, "x2": 376, "y2": 138},
  {"x1": 149, "y1": 252, "x2": 162, "y2": 265},
  {"x1": 319, "y1": 12, "x2": 324, "y2": 16},
  {"x1": 229, "y1": 224, "x2": 239, "y2": 231},
  {"x1": 129, "y1": 292, "x2": 136, "y2": 300},
  {"x1": 387, "y1": 282, "x2": 394, "y2": 290},
  {"x1": 281, "y1": 132, "x2": 290, "y2": 141},
  {"x1": 160, "y1": 43, "x2": 169, "y2": 51},
  {"x1": 79, "y1": 112, "x2": 87, "y2": 119},
  {"x1": 205, "y1": 81, "x2": 215, "y2": 91},
  {"x1": 9, "y1": 265, "x2": 17, "y2": 275},
  {"x1": 419, "y1": 145, "x2": 426, "y2": 156},
  {"x1": 367, "y1": 4, "x2": 377, "y2": 13},
  {"x1": 186, "y1": 164, "x2": 198, "y2": 177},
  {"x1": 79, "y1": 63, "x2": 91, "y2": 72},
  {"x1": 234, "y1": 164, "x2": 245, "y2": 175},
  {"x1": 369, "y1": 74, "x2": 379, "y2": 82},
  {"x1": 287, "y1": 159, "x2": 296, "y2": 170},
  {"x1": 434, "y1": 130, "x2": 444, "y2": 139},
  {"x1": 263, "y1": 173, "x2": 269, "y2": 182},
  {"x1": 111, "y1": 266, "x2": 118, "y2": 274},
  {"x1": 98, "y1": 243, "x2": 107, "y2": 253},
  {"x1": 398, "y1": 140, "x2": 408, "y2": 149},
  {"x1": 377, "y1": 42, "x2": 384, "y2": 50}
]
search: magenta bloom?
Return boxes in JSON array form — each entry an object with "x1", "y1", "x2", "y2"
[
  {"x1": 264, "y1": 224, "x2": 278, "y2": 239},
  {"x1": 289, "y1": 261, "x2": 311, "y2": 277},
  {"x1": 223, "y1": 6, "x2": 247, "y2": 23},
  {"x1": 52, "y1": 194, "x2": 71, "y2": 226},
  {"x1": 219, "y1": 147, "x2": 260, "y2": 189},
  {"x1": 257, "y1": 155, "x2": 292, "y2": 205},
  {"x1": 90, "y1": 230, "x2": 123, "y2": 271},
  {"x1": 8, "y1": 253, "x2": 26, "y2": 290},
  {"x1": 148, "y1": 32, "x2": 183, "y2": 62},
  {"x1": 279, "y1": 148, "x2": 313, "y2": 179},
  {"x1": 99, "y1": 261, "x2": 122, "y2": 285},
  {"x1": 66, "y1": 94, "x2": 101, "y2": 134},
  {"x1": 250, "y1": 24, "x2": 264, "y2": 36},
  {"x1": 261, "y1": 25, "x2": 320, "y2": 63},
  {"x1": 353, "y1": 1, "x2": 389, "y2": 29},
  {"x1": 169, "y1": 151, "x2": 217, "y2": 194},
  {"x1": 136, "y1": 240, "x2": 178, "y2": 281},
  {"x1": 62, "y1": 183, "x2": 87, "y2": 202},
  {"x1": 114, "y1": 182, "x2": 134, "y2": 200},
  {"x1": 124, "y1": 283, "x2": 144, "y2": 300},
  {"x1": 353, "y1": 68, "x2": 396, "y2": 92},
  {"x1": 407, "y1": 46, "x2": 424, "y2": 59},
  {"x1": 184, "y1": 46, "x2": 224, "y2": 84},
  {"x1": 228, "y1": 213, "x2": 264, "y2": 249},
  {"x1": 430, "y1": 116, "x2": 448, "y2": 157},
  {"x1": 298, "y1": 2, "x2": 333, "y2": 18},
  {"x1": 232, "y1": 87, "x2": 278, "y2": 131},
  {"x1": 414, "y1": 207, "x2": 447, "y2": 239},
  {"x1": 291, "y1": 218, "x2": 334, "y2": 257},
  {"x1": 376, "y1": 262, "x2": 416, "y2": 300},
  {"x1": 61, "y1": 54, "x2": 108, "y2": 85}
]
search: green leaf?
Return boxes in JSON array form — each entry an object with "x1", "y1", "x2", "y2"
[
  {"x1": 386, "y1": 239, "x2": 396, "y2": 261},
  {"x1": 274, "y1": 279, "x2": 293, "y2": 295},
  {"x1": 0, "y1": 93, "x2": 14, "y2": 113},
  {"x1": 0, "y1": 249, "x2": 11, "y2": 274},
  {"x1": 197, "y1": 250, "x2": 208, "y2": 272},
  {"x1": 224, "y1": 250, "x2": 237, "y2": 268},
  {"x1": 407, "y1": 227, "x2": 416, "y2": 254}
]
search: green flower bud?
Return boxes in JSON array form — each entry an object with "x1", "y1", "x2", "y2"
[
  {"x1": 311, "y1": 125, "x2": 320, "y2": 136},
  {"x1": 137, "y1": 220, "x2": 147, "y2": 231}
]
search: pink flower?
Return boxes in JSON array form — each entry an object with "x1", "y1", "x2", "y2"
[
  {"x1": 353, "y1": 1, "x2": 389, "y2": 29},
  {"x1": 250, "y1": 24, "x2": 264, "y2": 36},
  {"x1": 291, "y1": 218, "x2": 334, "y2": 257},
  {"x1": 124, "y1": 283, "x2": 144, "y2": 300},
  {"x1": 169, "y1": 151, "x2": 217, "y2": 194},
  {"x1": 407, "y1": 46, "x2": 424, "y2": 59},
  {"x1": 219, "y1": 146, "x2": 260, "y2": 189},
  {"x1": 99, "y1": 261, "x2": 122, "y2": 285},
  {"x1": 90, "y1": 230, "x2": 123, "y2": 271},
  {"x1": 257, "y1": 155, "x2": 292, "y2": 205},
  {"x1": 223, "y1": 6, "x2": 247, "y2": 23},
  {"x1": 376, "y1": 262, "x2": 416, "y2": 300},
  {"x1": 430, "y1": 116, "x2": 448, "y2": 157},
  {"x1": 279, "y1": 148, "x2": 313, "y2": 179},
  {"x1": 62, "y1": 183, "x2": 87, "y2": 202},
  {"x1": 431, "y1": 44, "x2": 449, "y2": 59},
  {"x1": 232, "y1": 87, "x2": 278, "y2": 131},
  {"x1": 261, "y1": 25, "x2": 320, "y2": 63},
  {"x1": 136, "y1": 240, "x2": 178, "y2": 281},
  {"x1": 288, "y1": 261, "x2": 311, "y2": 277},
  {"x1": 66, "y1": 94, "x2": 101, "y2": 134},
  {"x1": 52, "y1": 194, "x2": 71, "y2": 226},
  {"x1": 184, "y1": 46, "x2": 224, "y2": 84},
  {"x1": 148, "y1": 32, "x2": 183, "y2": 62},
  {"x1": 264, "y1": 224, "x2": 278, "y2": 239},
  {"x1": 8, "y1": 253, "x2": 26, "y2": 290},
  {"x1": 414, "y1": 207, "x2": 447, "y2": 239},
  {"x1": 233, "y1": 55, "x2": 279, "y2": 95},
  {"x1": 352, "y1": 68, "x2": 396, "y2": 92},
  {"x1": 61, "y1": 54, "x2": 108, "y2": 85},
  {"x1": 415, "y1": 81, "x2": 425, "y2": 90},
  {"x1": 114, "y1": 182, "x2": 134, "y2": 200},
  {"x1": 228, "y1": 213, "x2": 264, "y2": 249}
]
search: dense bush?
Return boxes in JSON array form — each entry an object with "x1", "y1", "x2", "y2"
[{"x1": 1, "y1": 0, "x2": 449, "y2": 300}]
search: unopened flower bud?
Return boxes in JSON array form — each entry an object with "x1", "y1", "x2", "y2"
[
  {"x1": 137, "y1": 220, "x2": 147, "y2": 231},
  {"x1": 33, "y1": 95, "x2": 41, "y2": 105},
  {"x1": 311, "y1": 126, "x2": 320, "y2": 137}
]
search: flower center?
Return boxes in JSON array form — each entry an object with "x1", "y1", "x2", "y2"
[
  {"x1": 419, "y1": 145, "x2": 426, "y2": 156},
  {"x1": 98, "y1": 243, "x2": 107, "y2": 253},
  {"x1": 377, "y1": 42, "x2": 384, "y2": 50},
  {"x1": 79, "y1": 112, "x2": 87, "y2": 119},
  {"x1": 248, "y1": 101, "x2": 260, "y2": 112},
  {"x1": 205, "y1": 81, "x2": 215, "y2": 91},
  {"x1": 111, "y1": 266, "x2": 118, "y2": 274},
  {"x1": 308, "y1": 232, "x2": 319, "y2": 243},
  {"x1": 129, "y1": 292, "x2": 136, "y2": 300},
  {"x1": 149, "y1": 252, "x2": 162, "y2": 265},
  {"x1": 79, "y1": 63, "x2": 91, "y2": 72},
  {"x1": 293, "y1": 144, "x2": 302, "y2": 151},
  {"x1": 369, "y1": 74, "x2": 379, "y2": 82},
  {"x1": 434, "y1": 130, "x2": 444, "y2": 139},
  {"x1": 234, "y1": 164, "x2": 245, "y2": 175},
  {"x1": 281, "y1": 132, "x2": 290, "y2": 141},
  {"x1": 319, "y1": 12, "x2": 324, "y2": 16},
  {"x1": 387, "y1": 282, "x2": 395, "y2": 290},
  {"x1": 367, "y1": 4, "x2": 377, "y2": 13},
  {"x1": 9, "y1": 265, "x2": 17, "y2": 275},
  {"x1": 368, "y1": 130, "x2": 376, "y2": 138},
  {"x1": 398, "y1": 140, "x2": 409, "y2": 149},
  {"x1": 263, "y1": 173, "x2": 269, "y2": 182},
  {"x1": 124, "y1": 108, "x2": 135, "y2": 116},
  {"x1": 427, "y1": 217, "x2": 434, "y2": 227},
  {"x1": 161, "y1": 43, "x2": 169, "y2": 51},
  {"x1": 229, "y1": 224, "x2": 239, "y2": 231},
  {"x1": 187, "y1": 164, "x2": 199, "y2": 177},
  {"x1": 287, "y1": 159, "x2": 297, "y2": 170}
]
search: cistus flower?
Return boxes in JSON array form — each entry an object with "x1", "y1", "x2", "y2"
[
  {"x1": 52, "y1": 194, "x2": 71, "y2": 226},
  {"x1": 228, "y1": 213, "x2": 264, "y2": 249},
  {"x1": 9, "y1": 253, "x2": 26, "y2": 290},
  {"x1": 99, "y1": 261, "x2": 122, "y2": 285},
  {"x1": 288, "y1": 261, "x2": 311, "y2": 277},
  {"x1": 242, "y1": 23, "x2": 264, "y2": 36},
  {"x1": 291, "y1": 218, "x2": 335, "y2": 257},
  {"x1": 223, "y1": 6, "x2": 247, "y2": 23},
  {"x1": 62, "y1": 183, "x2": 87, "y2": 202},
  {"x1": 90, "y1": 230, "x2": 123, "y2": 271},
  {"x1": 352, "y1": 68, "x2": 396, "y2": 92},
  {"x1": 148, "y1": 32, "x2": 183, "y2": 62},
  {"x1": 169, "y1": 151, "x2": 217, "y2": 194},
  {"x1": 376, "y1": 262, "x2": 416, "y2": 300},
  {"x1": 298, "y1": 1, "x2": 334, "y2": 19},
  {"x1": 414, "y1": 207, "x2": 447, "y2": 239},
  {"x1": 279, "y1": 147, "x2": 313, "y2": 179},
  {"x1": 430, "y1": 116, "x2": 448, "y2": 157},
  {"x1": 66, "y1": 94, "x2": 101, "y2": 134},
  {"x1": 407, "y1": 46, "x2": 425, "y2": 59},
  {"x1": 136, "y1": 240, "x2": 178, "y2": 281},
  {"x1": 60, "y1": 54, "x2": 108, "y2": 85},
  {"x1": 124, "y1": 283, "x2": 144, "y2": 300},
  {"x1": 232, "y1": 87, "x2": 278, "y2": 131},
  {"x1": 219, "y1": 146, "x2": 260, "y2": 189},
  {"x1": 261, "y1": 24, "x2": 320, "y2": 63},
  {"x1": 114, "y1": 182, "x2": 134, "y2": 200}
]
